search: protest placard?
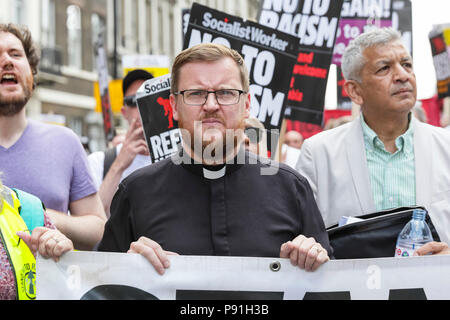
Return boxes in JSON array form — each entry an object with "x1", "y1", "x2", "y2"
[
  {"x1": 94, "y1": 31, "x2": 115, "y2": 143},
  {"x1": 258, "y1": 0, "x2": 344, "y2": 125},
  {"x1": 429, "y1": 25, "x2": 450, "y2": 100},
  {"x1": 136, "y1": 74, "x2": 181, "y2": 163},
  {"x1": 392, "y1": 0, "x2": 412, "y2": 55},
  {"x1": 333, "y1": 0, "x2": 393, "y2": 66},
  {"x1": 429, "y1": 30, "x2": 450, "y2": 99}
]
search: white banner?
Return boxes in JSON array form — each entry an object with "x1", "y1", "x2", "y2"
[{"x1": 37, "y1": 252, "x2": 450, "y2": 300}]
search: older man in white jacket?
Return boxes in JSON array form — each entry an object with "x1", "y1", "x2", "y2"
[{"x1": 296, "y1": 27, "x2": 450, "y2": 256}]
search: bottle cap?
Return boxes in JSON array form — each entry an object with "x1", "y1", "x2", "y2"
[{"x1": 412, "y1": 209, "x2": 427, "y2": 221}]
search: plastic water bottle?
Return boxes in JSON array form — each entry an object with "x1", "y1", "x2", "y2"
[{"x1": 395, "y1": 209, "x2": 433, "y2": 257}]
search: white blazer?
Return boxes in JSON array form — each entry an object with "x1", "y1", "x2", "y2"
[{"x1": 295, "y1": 116, "x2": 450, "y2": 244}]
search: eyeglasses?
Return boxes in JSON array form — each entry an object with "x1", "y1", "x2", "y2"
[
  {"x1": 173, "y1": 89, "x2": 246, "y2": 106},
  {"x1": 123, "y1": 95, "x2": 137, "y2": 107},
  {"x1": 244, "y1": 127, "x2": 264, "y2": 144}
]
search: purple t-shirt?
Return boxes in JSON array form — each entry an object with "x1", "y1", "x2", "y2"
[{"x1": 0, "y1": 119, "x2": 97, "y2": 213}]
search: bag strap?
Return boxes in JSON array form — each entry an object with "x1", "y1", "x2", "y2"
[
  {"x1": 103, "y1": 147, "x2": 117, "y2": 179},
  {"x1": 11, "y1": 188, "x2": 45, "y2": 232}
]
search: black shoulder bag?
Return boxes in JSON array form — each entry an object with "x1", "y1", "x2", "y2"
[{"x1": 326, "y1": 206, "x2": 440, "y2": 259}]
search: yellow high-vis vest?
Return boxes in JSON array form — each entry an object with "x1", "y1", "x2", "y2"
[{"x1": 0, "y1": 187, "x2": 37, "y2": 300}]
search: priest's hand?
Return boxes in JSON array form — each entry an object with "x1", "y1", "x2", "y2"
[
  {"x1": 280, "y1": 235, "x2": 330, "y2": 272},
  {"x1": 128, "y1": 236, "x2": 179, "y2": 275}
]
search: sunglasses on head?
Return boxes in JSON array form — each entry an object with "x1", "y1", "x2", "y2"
[
  {"x1": 123, "y1": 95, "x2": 137, "y2": 107},
  {"x1": 244, "y1": 127, "x2": 263, "y2": 144}
]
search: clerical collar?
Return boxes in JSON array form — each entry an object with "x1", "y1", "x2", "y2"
[
  {"x1": 174, "y1": 145, "x2": 245, "y2": 179},
  {"x1": 203, "y1": 165, "x2": 227, "y2": 180}
]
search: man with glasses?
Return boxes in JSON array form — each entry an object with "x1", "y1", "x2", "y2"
[
  {"x1": 98, "y1": 43, "x2": 332, "y2": 274},
  {"x1": 88, "y1": 69, "x2": 153, "y2": 216}
]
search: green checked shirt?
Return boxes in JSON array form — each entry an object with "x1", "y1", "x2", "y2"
[{"x1": 360, "y1": 114, "x2": 416, "y2": 211}]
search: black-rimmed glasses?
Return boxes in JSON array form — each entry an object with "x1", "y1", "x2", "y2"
[{"x1": 173, "y1": 89, "x2": 246, "y2": 105}]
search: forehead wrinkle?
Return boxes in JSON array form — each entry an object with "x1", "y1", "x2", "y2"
[
  {"x1": 178, "y1": 60, "x2": 241, "y2": 91},
  {"x1": 373, "y1": 56, "x2": 412, "y2": 67},
  {"x1": 400, "y1": 56, "x2": 413, "y2": 64},
  {"x1": 366, "y1": 45, "x2": 411, "y2": 67}
]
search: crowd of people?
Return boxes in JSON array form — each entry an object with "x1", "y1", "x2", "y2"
[{"x1": 1, "y1": 22, "x2": 450, "y2": 300}]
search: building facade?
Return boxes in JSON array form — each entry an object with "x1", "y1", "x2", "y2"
[{"x1": 0, "y1": 0, "x2": 260, "y2": 152}]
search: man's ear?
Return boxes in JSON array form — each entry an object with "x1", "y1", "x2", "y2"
[
  {"x1": 344, "y1": 80, "x2": 364, "y2": 106},
  {"x1": 244, "y1": 92, "x2": 251, "y2": 118},
  {"x1": 170, "y1": 94, "x2": 179, "y2": 121}
]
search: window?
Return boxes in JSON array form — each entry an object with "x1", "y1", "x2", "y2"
[
  {"x1": 67, "y1": 5, "x2": 82, "y2": 69},
  {"x1": 40, "y1": 0, "x2": 62, "y2": 74},
  {"x1": 41, "y1": 0, "x2": 55, "y2": 48},
  {"x1": 12, "y1": 0, "x2": 26, "y2": 25},
  {"x1": 127, "y1": 0, "x2": 138, "y2": 51},
  {"x1": 69, "y1": 116, "x2": 83, "y2": 138}
]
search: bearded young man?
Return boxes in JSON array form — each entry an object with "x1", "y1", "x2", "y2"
[
  {"x1": 98, "y1": 43, "x2": 332, "y2": 274},
  {"x1": 0, "y1": 24, "x2": 106, "y2": 250}
]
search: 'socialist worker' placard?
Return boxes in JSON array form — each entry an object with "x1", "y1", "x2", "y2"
[
  {"x1": 258, "y1": 0, "x2": 344, "y2": 125},
  {"x1": 184, "y1": 3, "x2": 300, "y2": 158},
  {"x1": 136, "y1": 74, "x2": 182, "y2": 163}
]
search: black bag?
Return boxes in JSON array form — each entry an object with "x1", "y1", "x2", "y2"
[{"x1": 327, "y1": 206, "x2": 441, "y2": 259}]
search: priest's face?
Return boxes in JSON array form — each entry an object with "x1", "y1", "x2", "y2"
[
  {"x1": 0, "y1": 31, "x2": 33, "y2": 116},
  {"x1": 170, "y1": 57, "x2": 250, "y2": 160}
]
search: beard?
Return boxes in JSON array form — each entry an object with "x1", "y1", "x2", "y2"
[
  {"x1": 179, "y1": 115, "x2": 246, "y2": 164},
  {"x1": 0, "y1": 85, "x2": 32, "y2": 116}
]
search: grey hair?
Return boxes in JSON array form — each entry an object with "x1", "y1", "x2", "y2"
[{"x1": 342, "y1": 27, "x2": 402, "y2": 82}]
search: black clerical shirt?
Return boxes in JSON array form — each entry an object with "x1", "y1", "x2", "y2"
[{"x1": 97, "y1": 149, "x2": 332, "y2": 257}]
